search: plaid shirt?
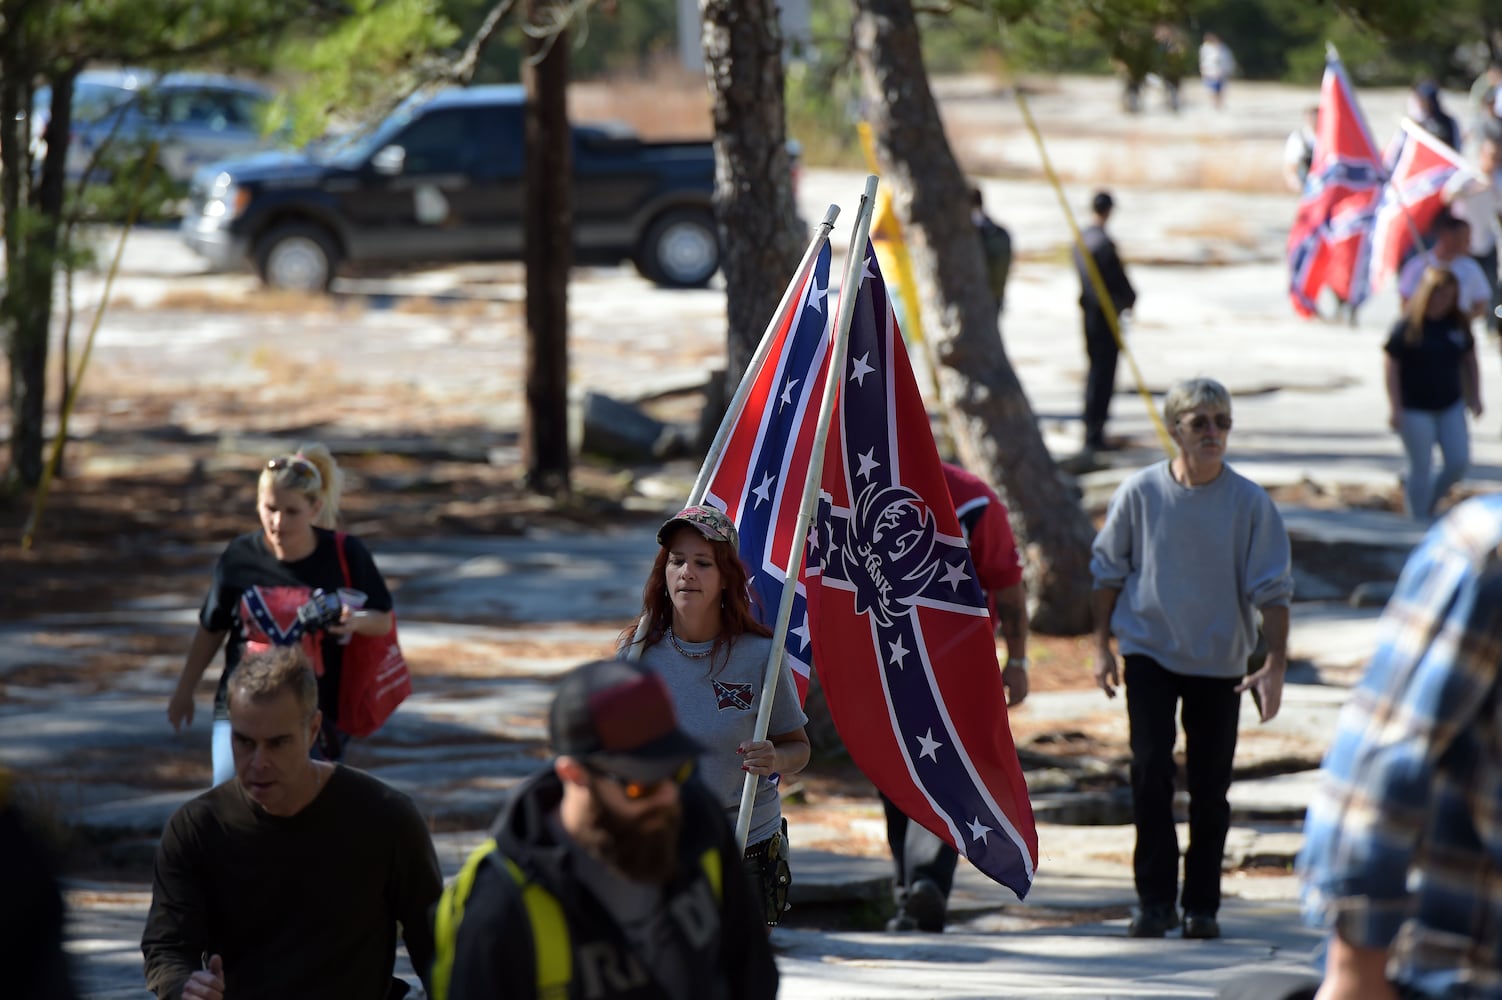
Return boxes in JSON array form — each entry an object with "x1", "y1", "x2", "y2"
[{"x1": 1299, "y1": 495, "x2": 1502, "y2": 998}]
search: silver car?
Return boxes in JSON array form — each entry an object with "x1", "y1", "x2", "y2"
[{"x1": 33, "y1": 69, "x2": 279, "y2": 186}]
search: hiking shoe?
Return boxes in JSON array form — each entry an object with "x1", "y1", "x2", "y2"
[
  {"x1": 1182, "y1": 912, "x2": 1221, "y2": 939},
  {"x1": 904, "y1": 878, "x2": 946, "y2": 932},
  {"x1": 1126, "y1": 905, "x2": 1180, "y2": 938},
  {"x1": 884, "y1": 912, "x2": 918, "y2": 932}
]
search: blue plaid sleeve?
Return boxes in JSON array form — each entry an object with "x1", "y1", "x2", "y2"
[{"x1": 1298, "y1": 497, "x2": 1502, "y2": 948}]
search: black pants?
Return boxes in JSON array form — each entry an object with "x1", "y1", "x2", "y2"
[
  {"x1": 1124, "y1": 655, "x2": 1241, "y2": 915},
  {"x1": 880, "y1": 792, "x2": 959, "y2": 900},
  {"x1": 1082, "y1": 306, "x2": 1119, "y2": 448}
]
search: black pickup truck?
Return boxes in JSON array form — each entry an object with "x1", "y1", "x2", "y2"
[{"x1": 180, "y1": 85, "x2": 723, "y2": 290}]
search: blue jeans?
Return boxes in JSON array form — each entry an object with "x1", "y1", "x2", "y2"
[
  {"x1": 212, "y1": 719, "x2": 234, "y2": 786},
  {"x1": 1397, "y1": 402, "x2": 1469, "y2": 520}
]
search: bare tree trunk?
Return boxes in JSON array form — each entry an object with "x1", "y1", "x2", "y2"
[
  {"x1": 522, "y1": 0, "x2": 571, "y2": 497},
  {"x1": 853, "y1": 0, "x2": 1094, "y2": 635},
  {"x1": 2, "y1": 15, "x2": 71, "y2": 491},
  {"x1": 697, "y1": 0, "x2": 803, "y2": 385}
]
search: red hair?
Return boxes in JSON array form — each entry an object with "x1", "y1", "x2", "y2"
[{"x1": 619, "y1": 531, "x2": 771, "y2": 672}]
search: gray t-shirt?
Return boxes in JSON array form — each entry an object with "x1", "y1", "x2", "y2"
[{"x1": 637, "y1": 633, "x2": 807, "y2": 846}]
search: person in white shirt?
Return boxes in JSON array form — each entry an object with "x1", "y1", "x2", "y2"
[
  {"x1": 1398, "y1": 212, "x2": 1493, "y2": 324},
  {"x1": 1198, "y1": 33, "x2": 1234, "y2": 110},
  {"x1": 1444, "y1": 137, "x2": 1502, "y2": 333},
  {"x1": 1283, "y1": 106, "x2": 1318, "y2": 193}
]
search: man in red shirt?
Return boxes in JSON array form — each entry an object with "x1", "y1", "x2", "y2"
[{"x1": 884, "y1": 461, "x2": 1030, "y2": 932}]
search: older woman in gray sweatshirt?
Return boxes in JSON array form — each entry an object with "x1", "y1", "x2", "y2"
[{"x1": 1089, "y1": 377, "x2": 1294, "y2": 943}]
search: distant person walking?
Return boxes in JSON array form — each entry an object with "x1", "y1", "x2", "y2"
[
  {"x1": 971, "y1": 185, "x2": 1013, "y2": 315},
  {"x1": 1198, "y1": 32, "x2": 1235, "y2": 110},
  {"x1": 1412, "y1": 80, "x2": 1462, "y2": 151},
  {"x1": 1073, "y1": 189, "x2": 1137, "y2": 453},
  {"x1": 1397, "y1": 212, "x2": 1493, "y2": 323},
  {"x1": 1283, "y1": 106, "x2": 1318, "y2": 193},
  {"x1": 1444, "y1": 136, "x2": 1502, "y2": 335},
  {"x1": 167, "y1": 443, "x2": 396, "y2": 784},
  {"x1": 1091, "y1": 377, "x2": 1294, "y2": 941},
  {"x1": 1384, "y1": 267, "x2": 1482, "y2": 521}
]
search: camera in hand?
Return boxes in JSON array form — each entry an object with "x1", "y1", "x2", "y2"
[{"x1": 295, "y1": 589, "x2": 345, "y2": 633}]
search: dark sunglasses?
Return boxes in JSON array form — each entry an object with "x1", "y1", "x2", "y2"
[
  {"x1": 588, "y1": 759, "x2": 695, "y2": 801},
  {"x1": 1180, "y1": 413, "x2": 1232, "y2": 433},
  {"x1": 266, "y1": 455, "x2": 318, "y2": 483}
]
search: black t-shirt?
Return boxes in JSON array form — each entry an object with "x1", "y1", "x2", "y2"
[
  {"x1": 141, "y1": 767, "x2": 441, "y2": 1000},
  {"x1": 199, "y1": 528, "x2": 392, "y2": 722},
  {"x1": 1384, "y1": 317, "x2": 1475, "y2": 412}
]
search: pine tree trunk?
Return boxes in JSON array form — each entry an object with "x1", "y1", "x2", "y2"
[
  {"x1": 522, "y1": 0, "x2": 572, "y2": 497},
  {"x1": 697, "y1": 0, "x2": 804, "y2": 385},
  {"x1": 853, "y1": 0, "x2": 1095, "y2": 635},
  {"x1": 1, "y1": 34, "x2": 68, "y2": 491}
]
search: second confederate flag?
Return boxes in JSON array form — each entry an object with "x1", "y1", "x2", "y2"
[
  {"x1": 805, "y1": 244, "x2": 1038, "y2": 898},
  {"x1": 1287, "y1": 52, "x2": 1384, "y2": 316}
]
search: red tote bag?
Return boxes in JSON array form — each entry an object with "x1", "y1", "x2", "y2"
[{"x1": 335, "y1": 532, "x2": 412, "y2": 737}]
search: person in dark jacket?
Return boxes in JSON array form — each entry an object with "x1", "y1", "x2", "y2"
[
  {"x1": 1074, "y1": 189, "x2": 1138, "y2": 452},
  {"x1": 0, "y1": 769, "x2": 79, "y2": 1000},
  {"x1": 1413, "y1": 79, "x2": 1461, "y2": 151},
  {"x1": 430, "y1": 659, "x2": 778, "y2": 1000}
]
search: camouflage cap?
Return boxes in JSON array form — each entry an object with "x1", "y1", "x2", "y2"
[{"x1": 656, "y1": 504, "x2": 739, "y2": 550}]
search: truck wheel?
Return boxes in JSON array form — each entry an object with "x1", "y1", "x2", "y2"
[
  {"x1": 636, "y1": 209, "x2": 719, "y2": 288},
  {"x1": 256, "y1": 223, "x2": 338, "y2": 292}
]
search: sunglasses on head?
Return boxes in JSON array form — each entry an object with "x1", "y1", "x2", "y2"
[
  {"x1": 267, "y1": 455, "x2": 318, "y2": 483},
  {"x1": 587, "y1": 759, "x2": 695, "y2": 800},
  {"x1": 1180, "y1": 413, "x2": 1233, "y2": 433}
]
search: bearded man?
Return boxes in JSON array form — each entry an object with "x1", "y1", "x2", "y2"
[{"x1": 429, "y1": 659, "x2": 778, "y2": 1000}]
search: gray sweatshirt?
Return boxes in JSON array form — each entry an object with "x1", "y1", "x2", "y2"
[{"x1": 1090, "y1": 460, "x2": 1294, "y2": 678}]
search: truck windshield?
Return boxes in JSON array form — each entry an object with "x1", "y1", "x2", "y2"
[{"x1": 313, "y1": 93, "x2": 428, "y2": 168}]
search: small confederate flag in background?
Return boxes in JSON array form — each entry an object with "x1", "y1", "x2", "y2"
[
  {"x1": 805, "y1": 243, "x2": 1038, "y2": 898},
  {"x1": 1288, "y1": 52, "x2": 1384, "y2": 317},
  {"x1": 700, "y1": 243, "x2": 834, "y2": 705},
  {"x1": 1366, "y1": 118, "x2": 1473, "y2": 295}
]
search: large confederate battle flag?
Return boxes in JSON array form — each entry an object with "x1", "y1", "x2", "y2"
[
  {"x1": 805, "y1": 244, "x2": 1038, "y2": 898},
  {"x1": 700, "y1": 243, "x2": 834, "y2": 704},
  {"x1": 1366, "y1": 118, "x2": 1472, "y2": 295},
  {"x1": 1288, "y1": 53, "x2": 1384, "y2": 317}
]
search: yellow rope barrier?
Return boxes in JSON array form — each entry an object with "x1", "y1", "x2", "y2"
[{"x1": 992, "y1": 28, "x2": 1175, "y2": 458}]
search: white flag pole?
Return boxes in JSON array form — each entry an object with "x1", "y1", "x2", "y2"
[
  {"x1": 624, "y1": 206, "x2": 841, "y2": 664},
  {"x1": 732, "y1": 175, "x2": 880, "y2": 852}
]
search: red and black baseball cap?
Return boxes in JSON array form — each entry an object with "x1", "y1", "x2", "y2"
[{"x1": 549, "y1": 660, "x2": 703, "y2": 782}]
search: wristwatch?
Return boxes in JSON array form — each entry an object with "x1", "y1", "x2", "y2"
[{"x1": 1005, "y1": 657, "x2": 1030, "y2": 671}]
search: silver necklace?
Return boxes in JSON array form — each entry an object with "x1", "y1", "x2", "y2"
[{"x1": 666, "y1": 626, "x2": 713, "y2": 660}]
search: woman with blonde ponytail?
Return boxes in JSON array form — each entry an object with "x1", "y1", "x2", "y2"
[{"x1": 168, "y1": 442, "x2": 395, "y2": 783}]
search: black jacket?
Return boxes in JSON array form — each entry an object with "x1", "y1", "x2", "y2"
[
  {"x1": 438, "y1": 769, "x2": 778, "y2": 1000},
  {"x1": 1074, "y1": 223, "x2": 1137, "y2": 314}
]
